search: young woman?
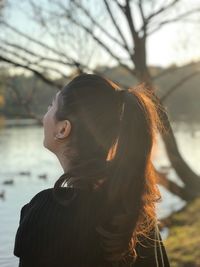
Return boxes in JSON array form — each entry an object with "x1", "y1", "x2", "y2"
[{"x1": 14, "y1": 74, "x2": 170, "y2": 267}]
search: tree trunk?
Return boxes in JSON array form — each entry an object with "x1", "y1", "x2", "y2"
[
  {"x1": 159, "y1": 107, "x2": 200, "y2": 199},
  {"x1": 136, "y1": 66, "x2": 200, "y2": 201}
]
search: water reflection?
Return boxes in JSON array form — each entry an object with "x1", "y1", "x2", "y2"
[
  {"x1": 0, "y1": 125, "x2": 62, "y2": 267},
  {"x1": 0, "y1": 122, "x2": 200, "y2": 267}
]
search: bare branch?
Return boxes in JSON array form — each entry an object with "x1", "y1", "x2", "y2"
[
  {"x1": 0, "y1": 55, "x2": 62, "y2": 88},
  {"x1": 103, "y1": 0, "x2": 131, "y2": 52},
  {"x1": 138, "y1": 0, "x2": 145, "y2": 24},
  {"x1": 146, "y1": 0, "x2": 180, "y2": 22},
  {"x1": 148, "y1": 8, "x2": 200, "y2": 35},
  {"x1": 138, "y1": 0, "x2": 147, "y2": 37},
  {"x1": 1, "y1": 40, "x2": 77, "y2": 67},
  {"x1": 157, "y1": 169, "x2": 200, "y2": 201},
  {"x1": 156, "y1": 170, "x2": 188, "y2": 201},
  {"x1": 153, "y1": 66, "x2": 178, "y2": 80},
  {"x1": 0, "y1": 45, "x2": 69, "y2": 78},
  {"x1": 114, "y1": 0, "x2": 125, "y2": 12},
  {"x1": 72, "y1": 1, "x2": 125, "y2": 49},
  {"x1": 58, "y1": 6, "x2": 136, "y2": 76},
  {"x1": 161, "y1": 70, "x2": 200, "y2": 102},
  {"x1": 124, "y1": 0, "x2": 138, "y2": 43},
  {"x1": 2, "y1": 21, "x2": 79, "y2": 66}
]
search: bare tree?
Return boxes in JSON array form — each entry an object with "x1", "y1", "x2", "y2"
[{"x1": 1, "y1": 0, "x2": 200, "y2": 201}]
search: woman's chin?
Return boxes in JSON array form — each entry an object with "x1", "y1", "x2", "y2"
[
  {"x1": 43, "y1": 139, "x2": 47, "y2": 148},
  {"x1": 43, "y1": 139, "x2": 55, "y2": 154},
  {"x1": 43, "y1": 139, "x2": 50, "y2": 150}
]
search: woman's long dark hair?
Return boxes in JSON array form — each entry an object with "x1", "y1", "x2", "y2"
[{"x1": 53, "y1": 74, "x2": 162, "y2": 263}]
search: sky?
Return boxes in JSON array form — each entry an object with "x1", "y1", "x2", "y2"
[{"x1": 2, "y1": 0, "x2": 200, "y2": 73}]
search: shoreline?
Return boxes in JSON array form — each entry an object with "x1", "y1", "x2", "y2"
[{"x1": 0, "y1": 118, "x2": 41, "y2": 127}]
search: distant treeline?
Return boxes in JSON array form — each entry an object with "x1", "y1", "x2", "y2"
[{"x1": 0, "y1": 62, "x2": 200, "y2": 123}]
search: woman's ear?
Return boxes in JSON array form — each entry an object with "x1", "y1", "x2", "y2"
[{"x1": 55, "y1": 120, "x2": 72, "y2": 140}]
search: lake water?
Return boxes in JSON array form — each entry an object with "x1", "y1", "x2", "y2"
[{"x1": 0, "y1": 122, "x2": 200, "y2": 267}]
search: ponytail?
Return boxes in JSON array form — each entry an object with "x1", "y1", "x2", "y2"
[
  {"x1": 96, "y1": 86, "x2": 161, "y2": 262},
  {"x1": 52, "y1": 74, "x2": 161, "y2": 264}
]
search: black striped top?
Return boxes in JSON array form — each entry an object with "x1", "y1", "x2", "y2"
[{"x1": 14, "y1": 187, "x2": 170, "y2": 267}]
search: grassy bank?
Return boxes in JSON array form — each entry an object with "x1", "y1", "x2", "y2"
[{"x1": 165, "y1": 197, "x2": 200, "y2": 267}]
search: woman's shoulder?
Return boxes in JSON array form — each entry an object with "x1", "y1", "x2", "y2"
[
  {"x1": 21, "y1": 186, "x2": 99, "y2": 218},
  {"x1": 19, "y1": 187, "x2": 77, "y2": 222},
  {"x1": 29, "y1": 187, "x2": 77, "y2": 205},
  {"x1": 19, "y1": 188, "x2": 53, "y2": 216},
  {"x1": 29, "y1": 188, "x2": 52, "y2": 203}
]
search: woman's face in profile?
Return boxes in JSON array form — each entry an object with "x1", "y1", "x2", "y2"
[{"x1": 43, "y1": 91, "x2": 60, "y2": 153}]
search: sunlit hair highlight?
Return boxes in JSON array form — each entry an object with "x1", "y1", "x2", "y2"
[{"x1": 53, "y1": 74, "x2": 162, "y2": 263}]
